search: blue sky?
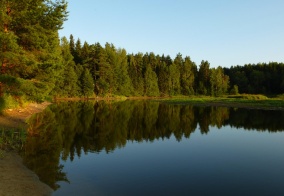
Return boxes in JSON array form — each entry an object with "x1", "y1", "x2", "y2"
[{"x1": 59, "y1": 0, "x2": 284, "y2": 68}]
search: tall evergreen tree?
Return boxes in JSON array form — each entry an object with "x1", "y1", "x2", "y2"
[
  {"x1": 104, "y1": 43, "x2": 117, "y2": 94},
  {"x1": 128, "y1": 53, "x2": 144, "y2": 96},
  {"x1": 93, "y1": 43, "x2": 113, "y2": 95},
  {"x1": 144, "y1": 65, "x2": 159, "y2": 96},
  {"x1": 73, "y1": 38, "x2": 82, "y2": 65},
  {"x1": 54, "y1": 37, "x2": 79, "y2": 97},
  {"x1": 157, "y1": 62, "x2": 170, "y2": 96},
  {"x1": 197, "y1": 60, "x2": 210, "y2": 95},
  {"x1": 80, "y1": 68, "x2": 94, "y2": 98},
  {"x1": 180, "y1": 56, "x2": 196, "y2": 95},
  {"x1": 169, "y1": 63, "x2": 181, "y2": 95},
  {"x1": 115, "y1": 48, "x2": 133, "y2": 96},
  {"x1": 69, "y1": 34, "x2": 76, "y2": 58},
  {"x1": 0, "y1": 0, "x2": 68, "y2": 101}
]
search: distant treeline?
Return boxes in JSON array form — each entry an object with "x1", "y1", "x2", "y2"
[
  {"x1": 61, "y1": 35, "x2": 284, "y2": 97},
  {"x1": 224, "y1": 63, "x2": 284, "y2": 95},
  {"x1": 63, "y1": 35, "x2": 230, "y2": 97},
  {"x1": 1, "y1": 1, "x2": 284, "y2": 102}
]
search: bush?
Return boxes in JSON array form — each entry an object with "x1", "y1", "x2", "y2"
[
  {"x1": 230, "y1": 85, "x2": 239, "y2": 95},
  {"x1": 0, "y1": 94, "x2": 21, "y2": 113}
]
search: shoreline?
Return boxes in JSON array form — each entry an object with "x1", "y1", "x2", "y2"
[
  {"x1": 0, "y1": 97, "x2": 283, "y2": 196},
  {"x1": 158, "y1": 97, "x2": 284, "y2": 110},
  {"x1": 0, "y1": 102, "x2": 53, "y2": 196},
  {"x1": 0, "y1": 101, "x2": 51, "y2": 129}
]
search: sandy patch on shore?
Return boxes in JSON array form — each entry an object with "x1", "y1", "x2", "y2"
[
  {"x1": 0, "y1": 151, "x2": 53, "y2": 196},
  {"x1": 0, "y1": 102, "x2": 53, "y2": 196},
  {"x1": 0, "y1": 102, "x2": 51, "y2": 129}
]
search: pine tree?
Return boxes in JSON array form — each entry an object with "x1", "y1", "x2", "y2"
[
  {"x1": 180, "y1": 56, "x2": 196, "y2": 95},
  {"x1": 115, "y1": 48, "x2": 133, "y2": 96},
  {"x1": 74, "y1": 38, "x2": 82, "y2": 65},
  {"x1": 80, "y1": 69, "x2": 94, "y2": 98},
  {"x1": 128, "y1": 53, "x2": 144, "y2": 96},
  {"x1": 0, "y1": 0, "x2": 68, "y2": 101},
  {"x1": 169, "y1": 63, "x2": 181, "y2": 95},
  {"x1": 104, "y1": 43, "x2": 117, "y2": 94},
  {"x1": 69, "y1": 34, "x2": 76, "y2": 58},
  {"x1": 157, "y1": 62, "x2": 170, "y2": 96},
  {"x1": 197, "y1": 60, "x2": 210, "y2": 95},
  {"x1": 54, "y1": 37, "x2": 79, "y2": 97},
  {"x1": 95, "y1": 43, "x2": 112, "y2": 95},
  {"x1": 144, "y1": 65, "x2": 159, "y2": 96}
]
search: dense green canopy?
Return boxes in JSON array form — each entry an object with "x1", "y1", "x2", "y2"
[
  {"x1": 0, "y1": 0, "x2": 68, "y2": 101},
  {"x1": 0, "y1": 0, "x2": 283, "y2": 104}
]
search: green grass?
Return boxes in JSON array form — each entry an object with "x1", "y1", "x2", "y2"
[
  {"x1": 157, "y1": 94, "x2": 284, "y2": 110},
  {"x1": 0, "y1": 128, "x2": 26, "y2": 158},
  {"x1": 277, "y1": 94, "x2": 284, "y2": 100}
]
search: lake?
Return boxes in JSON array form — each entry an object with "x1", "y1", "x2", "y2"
[{"x1": 21, "y1": 100, "x2": 284, "y2": 195}]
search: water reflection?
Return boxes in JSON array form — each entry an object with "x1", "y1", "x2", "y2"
[{"x1": 21, "y1": 101, "x2": 284, "y2": 190}]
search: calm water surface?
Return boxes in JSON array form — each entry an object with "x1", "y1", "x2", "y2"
[{"x1": 21, "y1": 101, "x2": 284, "y2": 195}]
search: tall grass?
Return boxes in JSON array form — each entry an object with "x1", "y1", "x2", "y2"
[
  {"x1": 0, "y1": 128, "x2": 26, "y2": 158},
  {"x1": 158, "y1": 94, "x2": 284, "y2": 109},
  {"x1": 227, "y1": 94, "x2": 268, "y2": 100}
]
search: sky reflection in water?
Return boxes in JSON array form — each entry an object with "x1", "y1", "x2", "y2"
[{"x1": 22, "y1": 101, "x2": 284, "y2": 196}]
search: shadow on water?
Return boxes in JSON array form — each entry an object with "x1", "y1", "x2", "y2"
[{"x1": 20, "y1": 100, "x2": 284, "y2": 190}]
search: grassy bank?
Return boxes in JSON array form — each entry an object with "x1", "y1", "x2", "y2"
[
  {"x1": 158, "y1": 94, "x2": 284, "y2": 110},
  {"x1": 0, "y1": 128, "x2": 26, "y2": 158}
]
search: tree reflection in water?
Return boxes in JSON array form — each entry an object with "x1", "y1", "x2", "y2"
[{"x1": 21, "y1": 100, "x2": 284, "y2": 190}]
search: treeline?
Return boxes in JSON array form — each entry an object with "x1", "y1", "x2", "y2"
[
  {"x1": 62, "y1": 35, "x2": 284, "y2": 97},
  {"x1": 1, "y1": 1, "x2": 284, "y2": 103},
  {"x1": 64, "y1": 36, "x2": 230, "y2": 97},
  {"x1": 224, "y1": 63, "x2": 284, "y2": 95}
]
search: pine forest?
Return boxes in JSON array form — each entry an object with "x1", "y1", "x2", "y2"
[{"x1": 1, "y1": 0, "x2": 284, "y2": 104}]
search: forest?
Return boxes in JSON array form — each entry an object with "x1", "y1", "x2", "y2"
[{"x1": 1, "y1": 0, "x2": 284, "y2": 104}]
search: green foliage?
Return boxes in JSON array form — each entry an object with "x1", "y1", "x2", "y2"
[
  {"x1": 228, "y1": 94, "x2": 268, "y2": 100},
  {"x1": 197, "y1": 60, "x2": 210, "y2": 95},
  {"x1": 0, "y1": 128, "x2": 26, "y2": 153},
  {"x1": 1, "y1": 0, "x2": 283, "y2": 102},
  {"x1": 180, "y1": 56, "x2": 196, "y2": 95},
  {"x1": 128, "y1": 53, "x2": 144, "y2": 96},
  {"x1": 20, "y1": 79, "x2": 51, "y2": 102},
  {"x1": 80, "y1": 69, "x2": 94, "y2": 98},
  {"x1": 144, "y1": 65, "x2": 159, "y2": 96},
  {"x1": 210, "y1": 66, "x2": 229, "y2": 96},
  {"x1": 157, "y1": 63, "x2": 170, "y2": 96},
  {"x1": 53, "y1": 37, "x2": 80, "y2": 98},
  {"x1": 0, "y1": 0, "x2": 68, "y2": 104},
  {"x1": 169, "y1": 63, "x2": 181, "y2": 95},
  {"x1": 114, "y1": 48, "x2": 133, "y2": 96},
  {"x1": 225, "y1": 62, "x2": 284, "y2": 95},
  {"x1": 230, "y1": 85, "x2": 239, "y2": 95},
  {"x1": 0, "y1": 75, "x2": 22, "y2": 96},
  {"x1": 0, "y1": 94, "x2": 20, "y2": 111}
]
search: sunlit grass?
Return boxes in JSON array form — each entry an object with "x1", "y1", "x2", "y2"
[{"x1": 157, "y1": 94, "x2": 284, "y2": 109}]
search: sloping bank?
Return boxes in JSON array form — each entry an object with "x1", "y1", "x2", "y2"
[{"x1": 0, "y1": 102, "x2": 53, "y2": 196}]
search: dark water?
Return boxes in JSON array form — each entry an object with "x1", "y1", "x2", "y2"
[{"x1": 21, "y1": 101, "x2": 284, "y2": 195}]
